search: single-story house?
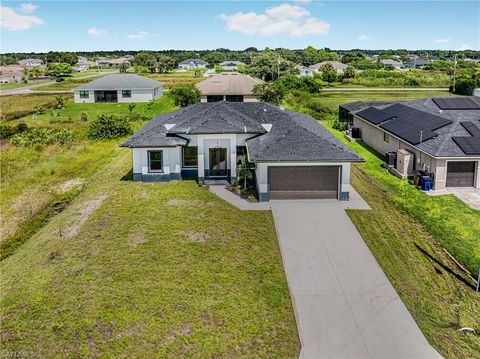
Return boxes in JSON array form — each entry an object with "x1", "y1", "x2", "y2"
[
  {"x1": 310, "y1": 61, "x2": 348, "y2": 74},
  {"x1": 74, "y1": 74, "x2": 163, "y2": 103},
  {"x1": 297, "y1": 65, "x2": 314, "y2": 77},
  {"x1": 380, "y1": 59, "x2": 403, "y2": 69},
  {"x1": 178, "y1": 59, "x2": 208, "y2": 70},
  {"x1": 196, "y1": 72, "x2": 262, "y2": 103},
  {"x1": 96, "y1": 58, "x2": 130, "y2": 67},
  {"x1": 350, "y1": 97, "x2": 480, "y2": 190},
  {"x1": 18, "y1": 58, "x2": 43, "y2": 67},
  {"x1": 404, "y1": 59, "x2": 430, "y2": 69},
  {"x1": 120, "y1": 102, "x2": 363, "y2": 201},
  {"x1": 0, "y1": 66, "x2": 23, "y2": 83},
  {"x1": 77, "y1": 56, "x2": 88, "y2": 64},
  {"x1": 219, "y1": 60, "x2": 244, "y2": 71}
]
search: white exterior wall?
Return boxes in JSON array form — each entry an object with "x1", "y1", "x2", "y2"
[
  {"x1": 75, "y1": 86, "x2": 163, "y2": 103},
  {"x1": 132, "y1": 147, "x2": 181, "y2": 176},
  {"x1": 255, "y1": 162, "x2": 351, "y2": 199},
  {"x1": 74, "y1": 90, "x2": 95, "y2": 103}
]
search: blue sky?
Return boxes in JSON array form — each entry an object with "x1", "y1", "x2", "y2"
[{"x1": 1, "y1": 1, "x2": 478, "y2": 53}]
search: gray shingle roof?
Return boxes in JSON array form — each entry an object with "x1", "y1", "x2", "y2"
[
  {"x1": 121, "y1": 102, "x2": 363, "y2": 162},
  {"x1": 75, "y1": 74, "x2": 162, "y2": 90},
  {"x1": 178, "y1": 59, "x2": 208, "y2": 65},
  {"x1": 354, "y1": 97, "x2": 480, "y2": 158}
]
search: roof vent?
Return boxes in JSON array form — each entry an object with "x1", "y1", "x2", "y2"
[
  {"x1": 263, "y1": 108, "x2": 267, "y2": 112},
  {"x1": 279, "y1": 106, "x2": 285, "y2": 110},
  {"x1": 262, "y1": 124, "x2": 273, "y2": 132},
  {"x1": 164, "y1": 124, "x2": 175, "y2": 130}
]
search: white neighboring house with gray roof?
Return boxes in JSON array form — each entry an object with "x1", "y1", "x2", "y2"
[
  {"x1": 310, "y1": 61, "x2": 348, "y2": 74},
  {"x1": 120, "y1": 102, "x2": 362, "y2": 201},
  {"x1": 178, "y1": 59, "x2": 208, "y2": 70},
  {"x1": 74, "y1": 74, "x2": 163, "y2": 103},
  {"x1": 219, "y1": 60, "x2": 244, "y2": 71},
  {"x1": 350, "y1": 97, "x2": 480, "y2": 190},
  {"x1": 380, "y1": 59, "x2": 403, "y2": 69}
]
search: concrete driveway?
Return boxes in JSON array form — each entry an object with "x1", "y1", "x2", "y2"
[{"x1": 271, "y1": 196, "x2": 442, "y2": 359}]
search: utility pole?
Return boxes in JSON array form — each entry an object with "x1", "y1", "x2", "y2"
[{"x1": 452, "y1": 54, "x2": 457, "y2": 92}]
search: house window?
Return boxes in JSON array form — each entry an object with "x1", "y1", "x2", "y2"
[
  {"x1": 122, "y1": 90, "x2": 132, "y2": 98},
  {"x1": 207, "y1": 95, "x2": 224, "y2": 102},
  {"x1": 226, "y1": 95, "x2": 244, "y2": 102},
  {"x1": 182, "y1": 146, "x2": 198, "y2": 167},
  {"x1": 79, "y1": 90, "x2": 89, "y2": 99},
  {"x1": 148, "y1": 151, "x2": 163, "y2": 172},
  {"x1": 383, "y1": 132, "x2": 390, "y2": 143},
  {"x1": 236, "y1": 146, "x2": 247, "y2": 165}
]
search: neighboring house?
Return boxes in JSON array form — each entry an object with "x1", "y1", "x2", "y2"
[
  {"x1": 77, "y1": 56, "x2": 88, "y2": 64},
  {"x1": 178, "y1": 59, "x2": 208, "y2": 70},
  {"x1": 350, "y1": 97, "x2": 480, "y2": 190},
  {"x1": 120, "y1": 102, "x2": 362, "y2": 201},
  {"x1": 406, "y1": 54, "x2": 419, "y2": 62},
  {"x1": 96, "y1": 58, "x2": 129, "y2": 67},
  {"x1": 310, "y1": 61, "x2": 348, "y2": 74},
  {"x1": 74, "y1": 74, "x2": 163, "y2": 103},
  {"x1": 196, "y1": 72, "x2": 262, "y2": 102},
  {"x1": 464, "y1": 58, "x2": 480, "y2": 64},
  {"x1": 73, "y1": 65, "x2": 89, "y2": 72},
  {"x1": 404, "y1": 59, "x2": 430, "y2": 69},
  {"x1": 219, "y1": 60, "x2": 244, "y2": 71},
  {"x1": 297, "y1": 65, "x2": 314, "y2": 77},
  {"x1": 18, "y1": 58, "x2": 43, "y2": 67},
  {"x1": 0, "y1": 67, "x2": 23, "y2": 83},
  {"x1": 338, "y1": 100, "x2": 396, "y2": 126},
  {"x1": 380, "y1": 59, "x2": 403, "y2": 69}
]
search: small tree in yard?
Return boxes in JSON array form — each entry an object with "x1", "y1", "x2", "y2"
[
  {"x1": 453, "y1": 78, "x2": 476, "y2": 96},
  {"x1": 54, "y1": 95, "x2": 66, "y2": 109},
  {"x1": 319, "y1": 63, "x2": 337, "y2": 83},
  {"x1": 343, "y1": 66, "x2": 356, "y2": 79},
  {"x1": 169, "y1": 84, "x2": 201, "y2": 107},
  {"x1": 237, "y1": 155, "x2": 253, "y2": 195},
  {"x1": 119, "y1": 62, "x2": 130, "y2": 73},
  {"x1": 252, "y1": 82, "x2": 285, "y2": 105},
  {"x1": 88, "y1": 114, "x2": 131, "y2": 140}
]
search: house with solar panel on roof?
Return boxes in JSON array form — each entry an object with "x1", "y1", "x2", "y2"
[{"x1": 346, "y1": 97, "x2": 480, "y2": 190}]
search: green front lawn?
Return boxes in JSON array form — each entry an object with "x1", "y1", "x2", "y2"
[
  {"x1": 347, "y1": 165, "x2": 480, "y2": 358},
  {"x1": 0, "y1": 149, "x2": 299, "y2": 358},
  {"x1": 0, "y1": 80, "x2": 50, "y2": 90}
]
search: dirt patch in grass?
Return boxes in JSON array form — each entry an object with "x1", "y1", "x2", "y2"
[
  {"x1": 178, "y1": 230, "x2": 210, "y2": 243},
  {"x1": 57, "y1": 178, "x2": 84, "y2": 194},
  {"x1": 64, "y1": 194, "x2": 108, "y2": 239},
  {"x1": 130, "y1": 234, "x2": 147, "y2": 247}
]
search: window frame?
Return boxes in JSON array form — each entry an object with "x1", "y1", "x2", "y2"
[
  {"x1": 182, "y1": 146, "x2": 198, "y2": 168},
  {"x1": 122, "y1": 90, "x2": 132, "y2": 98},
  {"x1": 226, "y1": 95, "x2": 244, "y2": 102},
  {"x1": 79, "y1": 90, "x2": 89, "y2": 99},
  {"x1": 148, "y1": 150, "x2": 163, "y2": 172},
  {"x1": 383, "y1": 132, "x2": 390, "y2": 143}
]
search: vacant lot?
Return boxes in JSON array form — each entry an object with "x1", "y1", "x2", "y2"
[
  {"x1": 0, "y1": 93, "x2": 74, "y2": 120},
  {"x1": 1, "y1": 95, "x2": 175, "y2": 256},
  {"x1": 0, "y1": 149, "x2": 299, "y2": 358},
  {"x1": 145, "y1": 70, "x2": 205, "y2": 88},
  {"x1": 31, "y1": 77, "x2": 94, "y2": 91}
]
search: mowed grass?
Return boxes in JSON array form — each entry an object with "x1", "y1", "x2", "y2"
[
  {"x1": 0, "y1": 79, "x2": 50, "y2": 90},
  {"x1": 347, "y1": 166, "x2": 480, "y2": 358},
  {"x1": 145, "y1": 71, "x2": 205, "y2": 88},
  {"x1": 315, "y1": 90, "x2": 456, "y2": 111},
  {"x1": 0, "y1": 149, "x2": 300, "y2": 358},
  {"x1": 31, "y1": 77, "x2": 94, "y2": 91},
  {"x1": 1, "y1": 95, "x2": 175, "y2": 253}
]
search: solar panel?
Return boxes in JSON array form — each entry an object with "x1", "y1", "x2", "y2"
[
  {"x1": 452, "y1": 137, "x2": 480, "y2": 155},
  {"x1": 461, "y1": 122, "x2": 480, "y2": 137},
  {"x1": 432, "y1": 97, "x2": 480, "y2": 110},
  {"x1": 380, "y1": 118, "x2": 438, "y2": 145},
  {"x1": 356, "y1": 107, "x2": 393, "y2": 124},
  {"x1": 382, "y1": 103, "x2": 452, "y2": 130}
]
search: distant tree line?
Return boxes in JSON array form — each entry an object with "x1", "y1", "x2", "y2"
[{"x1": 2, "y1": 48, "x2": 479, "y2": 67}]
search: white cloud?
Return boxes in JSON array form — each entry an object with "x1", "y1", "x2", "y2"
[
  {"x1": 19, "y1": 3, "x2": 38, "y2": 14},
  {"x1": 218, "y1": 2, "x2": 330, "y2": 37},
  {"x1": 127, "y1": 31, "x2": 151, "y2": 40},
  {"x1": 0, "y1": 6, "x2": 43, "y2": 31},
  {"x1": 358, "y1": 35, "x2": 371, "y2": 41},
  {"x1": 458, "y1": 43, "x2": 473, "y2": 51},
  {"x1": 87, "y1": 27, "x2": 107, "y2": 36},
  {"x1": 434, "y1": 38, "x2": 451, "y2": 43}
]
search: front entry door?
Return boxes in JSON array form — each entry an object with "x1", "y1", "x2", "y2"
[{"x1": 209, "y1": 148, "x2": 227, "y2": 176}]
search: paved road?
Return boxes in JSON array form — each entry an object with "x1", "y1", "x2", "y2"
[
  {"x1": 323, "y1": 87, "x2": 448, "y2": 92},
  {"x1": 271, "y1": 194, "x2": 442, "y2": 359},
  {"x1": 0, "y1": 71, "x2": 117, "y2": 96}
]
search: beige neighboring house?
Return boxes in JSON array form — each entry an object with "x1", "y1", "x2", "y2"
[
  {"x1": 0, "y1": 66, "x2": 23, "y2": 83},
  {"x1": 310, "y1": 61, "x2": 348, "y2": 74},
  {"x1": 196, "y1": 72, "x2": 262, "y2": 102}
]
